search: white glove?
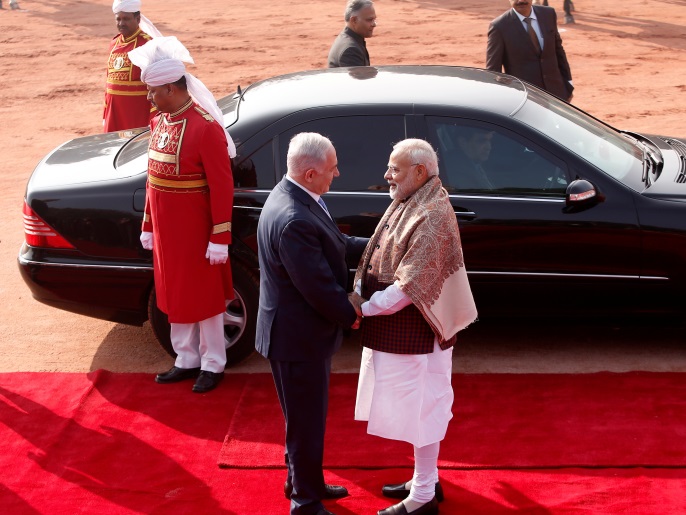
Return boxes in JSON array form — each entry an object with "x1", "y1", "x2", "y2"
[
  {"x1": 206, "y1": 242, "x2": 229, "y2": 265},
  {"x1": 140, "y1": 231, "x2": 154, "y2": 250}
]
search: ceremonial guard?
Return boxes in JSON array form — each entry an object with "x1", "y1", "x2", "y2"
[
  {"x1": 104, "y1": 0, "x2": 162, "y2": 132},
  {"x1": 129, "y1": 36, "x2": 238, "y2": 393}
]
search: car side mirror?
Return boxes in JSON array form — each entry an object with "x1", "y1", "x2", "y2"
[{"x1": 565, "y1": 179, "x2": 600, "y2": 209}]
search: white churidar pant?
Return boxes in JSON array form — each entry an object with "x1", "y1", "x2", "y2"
[{"x1": 411, "y1": 441, "x2": 441, "y2": 503}]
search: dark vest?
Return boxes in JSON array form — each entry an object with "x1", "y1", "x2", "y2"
[{"x1": 360, "y1": 208, "x2": 456, "y2": 354}]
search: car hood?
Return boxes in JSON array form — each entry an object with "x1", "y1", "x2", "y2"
[
  {"x1": 27, "y1": 128, "x2": 147, "y2": 191},
  {"x1": 642, "y1": 134, "x2": 686, "y2": 202}
]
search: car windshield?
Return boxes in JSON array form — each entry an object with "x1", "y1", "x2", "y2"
[
  {"x1": 514, "y1": 89, "x2": 645, "y2": 192},
  {"x1": 115, "y1": 92, "x2": 241, "y2": 170}
]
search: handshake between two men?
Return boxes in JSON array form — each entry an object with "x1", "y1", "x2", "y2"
[{"x1": 255, "y1": 133, "x2": 477, "y2": 515}]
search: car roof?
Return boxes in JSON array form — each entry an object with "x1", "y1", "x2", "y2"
[{"x1": 234, "y1": 65, "x2": 527, "y2": 121}]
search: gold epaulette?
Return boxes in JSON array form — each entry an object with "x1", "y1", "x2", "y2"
[{"x1": 194, "y1": 106, "x2": 215, "y2": 123}]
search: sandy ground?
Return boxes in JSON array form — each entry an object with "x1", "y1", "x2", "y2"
[{"x1": 1, "y1": 0, "x2": 685, "y2": 374}]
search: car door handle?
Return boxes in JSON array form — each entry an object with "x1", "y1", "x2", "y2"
[{"x1": 455, "y1": 211, "x2": 477, "y2": 221}]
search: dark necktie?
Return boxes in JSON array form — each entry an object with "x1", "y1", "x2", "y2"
[
  {"x1": 524, "y1": 17, "x2": 542, "y2": 55},
  {"x1": 318, "y1": 197, "x2": 332, "y2": 219}
]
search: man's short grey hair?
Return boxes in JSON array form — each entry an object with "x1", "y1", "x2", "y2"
[
  {"x1": 393, "y1": 139, "x2": 439, "y2": 178},
  {"x1": 287, "y1": 133, "x2": 334, "y2": 177},
  {"x1": 344, "y1": 0, "x2": 374, "y2": 22}
]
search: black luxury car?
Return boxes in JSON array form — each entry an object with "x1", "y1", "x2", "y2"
[{"x1": 18, "y1": 66, "x2": 686, "y2": 365}]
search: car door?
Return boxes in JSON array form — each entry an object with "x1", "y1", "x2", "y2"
[{"x1": 422, "y1": 116, "x2": 643, "y2": 316}]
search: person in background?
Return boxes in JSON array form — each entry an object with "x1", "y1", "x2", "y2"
[
  {"x1": 350, "y1": 139, "x2": 477, "y2": 515},
  {"x1": 486, "y1": 0, "x2": 574, "y2": 101},
  {"x1": 256, "y1": 132, "x2": 368, "y2": 515},
  {"x1": 563, "y1": 0, "x2": 576, "y2": 24},
  {"x1": 328, "y1": 0, "x2": 376, "y2": 67},
  {"x1": 532, "y1": 0, "x2": 575, "y2": 24},
  {"x1": 129, "y1": 36, "x2": 237, "y2": 394},
  {"x1": 104, "y1": 0, "x2": 162, "y2": 132},
  {"x1": 443, "y1": 127, "x2": 496, "y2": 191}
]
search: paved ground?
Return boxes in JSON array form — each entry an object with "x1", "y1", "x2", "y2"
[
  {"x1": 1, "y1": 0, "x2": 685, "y2": 374},
  {"x1": 69, "y1": 316, "x2": 686, "y2": 376}
]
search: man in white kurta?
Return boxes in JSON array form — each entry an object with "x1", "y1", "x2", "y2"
[{"x1": 350, "y1": 139, "x2": 477, "y2": 515}]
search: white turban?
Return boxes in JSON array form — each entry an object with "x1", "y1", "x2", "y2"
[
  {"x1": 129, "y1": 36, "x2": 237, "y2": 158},
  {"x1": 112, "y1": 0, "x2": 163, "y2": 39}
]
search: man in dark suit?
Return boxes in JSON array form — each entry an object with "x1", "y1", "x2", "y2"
[
  {"x1": 327, "y1": 0, "x2": 376, "y2": 67},
  {"x1": 256, "y1": 132, "x2": 368, "y2": 515},
  {"x1": 486, "y1": 0, "x2": 573, "y2": 101}
]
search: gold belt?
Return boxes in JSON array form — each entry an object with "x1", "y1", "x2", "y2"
[{"x1": 148, "y1": 174, "x2": 208, "y2": 189}]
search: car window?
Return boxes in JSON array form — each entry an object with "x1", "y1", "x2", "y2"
[
  {"x1": 427, "y1": 118, "x2": 569, "y2": 197},
  {"x1": 233, "y1": 140, "x2": 275, "y2": 189},
  {"x1": 278, "y1": 116, "x2": 406, "y2": 192},
  {"x1": 514, "y1": 90, "x2": 644, "y2": 192}
]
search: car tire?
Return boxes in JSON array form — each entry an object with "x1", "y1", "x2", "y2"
[{"x1": 147, "y1": 262, "x2": 259, "y2": 367}]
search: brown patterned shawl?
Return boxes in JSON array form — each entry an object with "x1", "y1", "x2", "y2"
[{"x1": 354, "y1": 176, "x2": 478, "y2": 342}]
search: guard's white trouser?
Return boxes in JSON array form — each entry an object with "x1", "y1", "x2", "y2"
[{"x1": 170, "y1": 312, "x2": 226, "y2": 372}]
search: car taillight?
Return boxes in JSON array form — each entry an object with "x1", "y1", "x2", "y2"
[{"x1": 22, "y1": 201, "x2": 75, "y2": 249}]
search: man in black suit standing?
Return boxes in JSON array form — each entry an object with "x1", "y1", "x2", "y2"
[
  {"x1": 328, "y1": 0, "x2": 376, "y2": 67},
  {"x1": 256, "y1": 132, "x2": 368, "y2": 515},
  {"x1": 486, "y1": 0, "x2": 574, "y2": 101}
]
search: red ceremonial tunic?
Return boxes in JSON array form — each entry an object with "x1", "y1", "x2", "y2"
[
  {"x1": 103, "y1": 28, "x2": 156, "y2": 132},
  {"x1": 142, "y1": 98, "x2": 234, "y2": 323}
]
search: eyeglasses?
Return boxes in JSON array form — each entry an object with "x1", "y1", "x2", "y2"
[{"x1": 386, "y1": 163, "x2": 420, "y2": 177}]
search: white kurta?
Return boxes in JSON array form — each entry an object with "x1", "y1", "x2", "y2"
[{"x1": 354, "y1": 280, "x2": 455, "y2": 447}]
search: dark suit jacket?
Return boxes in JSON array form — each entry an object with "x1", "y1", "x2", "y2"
[
  {"x1": 327, "y1": 26, "x2": 370, "y2": 68},
  {"x1": 256, "y1": 176, "x2": 367, "y2": 361},
  {"x1": 486, "y1": 6, "x2": 573, "y2": 100}
]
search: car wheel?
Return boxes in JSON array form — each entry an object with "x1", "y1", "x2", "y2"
[{"x1": 147, "y1": 262, "x2": 259, "y2": 367}]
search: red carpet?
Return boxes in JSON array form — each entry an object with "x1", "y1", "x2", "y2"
[
  {"x1": 1, "y1": 371, "x2": 686, "y2": 513},
  {"x1": 219, "y1": 372, "x2": 686, "y2": 469}
]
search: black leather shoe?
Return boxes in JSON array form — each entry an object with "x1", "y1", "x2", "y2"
[
  {"x1": 155, "y1": 366, "x2": 200, "y2": 384},
  {"x1": 382, "y1": 482, "x2": 444, "y2": 503},
  {"x1": 284, "y1": 481, "x2": 348, "y2": 500},
  {"x1": 377, "y1": 497, "x2": 438, "y2": 515},
  {"x1": 191, "y1": 370, "x2": 224, "y2": 393}
]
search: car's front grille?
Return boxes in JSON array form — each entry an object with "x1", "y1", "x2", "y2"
[{"x1": 661, "y1": 138, "x2": 686, "y2": 183}]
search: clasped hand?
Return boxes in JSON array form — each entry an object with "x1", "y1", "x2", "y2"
[{"x1": 348, "y1": 292, "x2": 366, "y2": 330}]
